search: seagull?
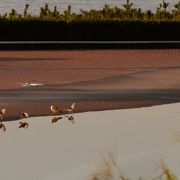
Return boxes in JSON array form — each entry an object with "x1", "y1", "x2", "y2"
[
  {"x1": 50, "y1": 105, "x2": 61, "y2": 115},
  {"x1": 62, "y1": 103, "x2": 76, "y2": 114},
  {"x1": 0, "y1": 122, "x2": 6, "y2": 131},
  {"x1": 18, "y1": 122, "x2": 29, "y2": 129},
  {"x1": 0, "y1": 108, "x2": 6, "y2": 120},
  {"x1": 20, "y1": 82, "x2": 44, "y2": 87},
  {"x1": 65, "y1": 115, "x2": 75, "y2": 124},
  {"x1": 50, "y1": 116, "x2": 63, "y2": 124},
  {"x1": 20, "y1": 112, "x2": 29, "y2": 119}
]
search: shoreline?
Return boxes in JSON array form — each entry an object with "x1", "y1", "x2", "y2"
[
  {"x1": 2, "y1": 101, "x2": 177, "y2": 122},
  {"x1": 0, "y1": 89, "x2": 180, "y2": 121},
  {"x1": 0, "y1": 49, "x2": 180, "y2": 121}
]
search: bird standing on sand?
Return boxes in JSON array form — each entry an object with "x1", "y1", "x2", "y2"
[
  {"x1": 18, "y1": 122, "x2": 29, "y2": 129},
  {"x1": 62, "y1": 103, "x2": 76, "y2": 114},
  {"x1": 50, "y1": 105, "x2": 60, "y2": 115},
  {"x1": 50, "y1": 116, "x2": 63, "y2": 124},
  {"x1": 20, "y1": 112, "x2": 29, "y2": 119},
  {"x1": 0, "y1": 108, "x2": 6, "y2": 120},
  {"x1": 0, "y1": 122, "x2": 6, "y2": 131}
]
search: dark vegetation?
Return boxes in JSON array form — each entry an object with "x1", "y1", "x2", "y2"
[{"x1": 0, "y1": 0, "x2": 180, "y2": 41}]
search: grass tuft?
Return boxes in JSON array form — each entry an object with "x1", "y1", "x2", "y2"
[
  {"x1": 91, "y1": 151, "x2": 129, "y2": 180},
  {"x1": 91, "y1": 153, "x2": 177, "y2": 180},
  {"x1": 153, "y1": 160, "x2": 177, "y2": 180}
]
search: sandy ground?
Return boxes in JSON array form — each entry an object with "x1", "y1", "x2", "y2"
[
  {"x1": 0, "y1": 103, "x2": 180, "y2": 180},
  {"x1": 0, "y1": 49, "x2": 180, "y2": 120}
]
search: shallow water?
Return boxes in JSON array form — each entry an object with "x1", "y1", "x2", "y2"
[{"x1": 0, "y1": 0, "x2": 178, "y2": 14}]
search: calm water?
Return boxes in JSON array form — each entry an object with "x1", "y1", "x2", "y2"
[{"x1": 0, "y1": 0, "x2": 178, "y2": 14}]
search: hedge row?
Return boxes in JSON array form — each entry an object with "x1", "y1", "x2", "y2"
[{"x1": 0, "y1": 20, "x2": 179, "y2": 41}]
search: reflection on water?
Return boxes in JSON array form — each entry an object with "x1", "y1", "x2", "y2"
[
  {"x1": 0, "y1": 102, "x2": 76, "y2": 132},
  {"x1": 18, "y1": 121, "x2": 29, "y2": 129},
  {"x1": 0, "y1": 122, "x2": 6, "y2": 131},
  {"x1": 50, "y1": 115, "x2": 75, "y2": 124},
  {"x1": 50, "y1": 116, "x2": 63, "y2": 124},
  {"x1": 65, "y1": 115, "x2": 75, "y2": 124},
  {"x1": 0, "y1": 115, "x2": 75, "y2": 132},
  {"x1": 0, "y1": 0, "x2": 177, "y2": 14}
]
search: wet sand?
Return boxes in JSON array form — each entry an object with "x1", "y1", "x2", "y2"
[{"x1": 0, "y1": 49, "x2": 180, "y2": 121}]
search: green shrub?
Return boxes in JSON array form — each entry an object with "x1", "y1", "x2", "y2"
[{"x1": 0, "y1": 20, "x2": 179, "y2": 41}]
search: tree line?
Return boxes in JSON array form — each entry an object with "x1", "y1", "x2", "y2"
[{"x1": 2, "y1": 0, "x2": 180, "y2": 21}]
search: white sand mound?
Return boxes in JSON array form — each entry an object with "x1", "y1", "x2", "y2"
[{"x1": 0, "y1": 103, "x2": 180, "y2": 180}]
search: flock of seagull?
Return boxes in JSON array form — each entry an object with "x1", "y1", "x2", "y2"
[{"x1": 0, "y1": 103, "x2": 76, "y2": 132}]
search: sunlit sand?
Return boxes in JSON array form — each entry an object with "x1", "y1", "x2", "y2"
[{"x1": 0, "y1": 103, "x2": 180, "y2": 179}]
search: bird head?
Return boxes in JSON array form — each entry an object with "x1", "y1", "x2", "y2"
[
  {"x1": 1, "y1": 108, "x2": 6, "y2": 115},
  {"x1": 71, "y1": 103, "x2": 76, "y2": 109}
]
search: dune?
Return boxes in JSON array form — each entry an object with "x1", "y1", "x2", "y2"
[{"x1": 0, "y1": 103, "x2": 180, "y2": 179}]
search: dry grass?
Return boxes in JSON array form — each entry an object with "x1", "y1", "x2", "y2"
[
  {"x1": 153, "y1": 160, "x2": 177, "y2": 180},
  {"x1": 91, "y1": 151, "x2": 129, "y2": 180},
  {"x1": 91, "y1": 153, "x2": 177, "y2": 180}
]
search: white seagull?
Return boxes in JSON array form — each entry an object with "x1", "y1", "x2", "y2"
[{"x1": 20, "y1": 82, "x2": 44, "y2": 87}]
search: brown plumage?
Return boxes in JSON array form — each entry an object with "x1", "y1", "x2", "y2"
[
  {"x1": 65, "y1": 115, "x2": 75, "y2": 124},
  {"x1": 18, "y1": 122, "x2": 29, "y2": 129},
  {"x1": 62, "y1": 103, "x2": 76, "y2": 114},
  {"x1": 50, "y1": 116, "x2": 63, "y2": 124},
  {"x1": 0, "y1": 108, "x2": 6, "y2": 120},
  {"x1": 0, "y1": 122, "x2": 6, "y2": 132},
  {"x1": 20, "y1": 112, "x2": 29, "y2": 119},
  {"x1": 50, "y1": 105, "x2": 61, "y2": 115}
]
